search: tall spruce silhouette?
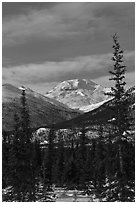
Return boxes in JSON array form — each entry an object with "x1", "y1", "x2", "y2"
[
  {"x1": 105, "y1": 34, "x2": 134, "y2": 201},
  {"x1": 106, "y1": 34, "x2": 126, "y2": 174},
  {"x1": 8, "y1": 88, "x2": 37, "y2": 201}
]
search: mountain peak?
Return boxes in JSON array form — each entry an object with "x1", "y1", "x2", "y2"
[
  {"x1": 47, "y1": 79, "x2": 98, "y2": 93},
  {"x1": 45, "y1": 79, "x2": 110, "y2": 111}
]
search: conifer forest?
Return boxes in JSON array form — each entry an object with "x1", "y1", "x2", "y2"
[{"x1": 2, "y1": 34, "x2": 135, "y2": 201}]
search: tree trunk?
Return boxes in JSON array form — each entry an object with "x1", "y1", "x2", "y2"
[{"x1": 118, "y1": 142, "x2": 123, "y2": 174}]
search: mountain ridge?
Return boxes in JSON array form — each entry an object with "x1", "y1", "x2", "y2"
[{"x1": 2, "y1": 84, "x2": 81, "y2": 132}]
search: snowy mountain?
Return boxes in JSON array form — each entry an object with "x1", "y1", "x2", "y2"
[
  {"x1": 54, "y1": 86, "x2": 135, "y2": 130},
  {"x1": 45, "y1": 79, "x2": 111, "y2": 112}
]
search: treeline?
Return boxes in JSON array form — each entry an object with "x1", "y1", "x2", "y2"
[
  {"x1": 2, "y1": 118, "x2": 135, "y2": 201},
  {"x1": 2, "y1": 34, "x2": 135, "y2": 202}
]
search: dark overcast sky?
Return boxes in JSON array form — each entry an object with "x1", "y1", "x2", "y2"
[{"x1": 2, "y1": 2, "x2": 135, "y2": 94}]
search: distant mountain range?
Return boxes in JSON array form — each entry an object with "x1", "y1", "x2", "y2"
[
  {"x1": 45, "y1": 79, "x2": 111, "y2": 112},
  {"x1": 2, "y1": 84, "x2": 80, "y2": 132},
  {"x1": 2, "y1": 81, "x2": 135, "y2": 133}
]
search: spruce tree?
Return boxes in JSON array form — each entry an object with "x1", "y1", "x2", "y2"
[
  {"x1": 92, "y1": 125, "x2": 106, "y2": 201},
  {"x1": 8, "y1": 88, "x2": 37, "y2": 201},
  {"x1": 105, "y1": 34, "x2": 134, "y2": 201},
  {"x1": 44, "y1": 127, "x2": 55, "y2": 189},
  {"x1": 106, "y1": 34, "x2": 126, "y2": 174},
  {"x1": 79, "y1": 126, "x2": 87, "y2": 189},
  {"x1": 56, "y1": 130, "x2": 65, "y2": 186},
  {"x1": 2, "y1": 131, "x2": 10, "y2": 190},
  {"x1": 20, "y1": 88, "x2": 36, "y2": 201}
]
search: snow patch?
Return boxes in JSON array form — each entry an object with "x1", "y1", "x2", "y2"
[
  {"x1": 103, "y1": 87, "x2": 111, "y2": 93},
  {"x1": 76, "y1": 90, "x2": 85, "y2": 96},
  {"x1": 72, "y1": 79, "x2": 79, "y2": 88},
  {"x1": 79, "y1": 98, "x2": 112, "y2": 112},
  {"x1": 19, "y1": 85, "x2": 26, "y2": 91},
  {"x1": 94, "y1": 84, "x2": 101, "y2": 89}
]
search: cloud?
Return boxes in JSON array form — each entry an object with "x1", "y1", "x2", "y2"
[
  {"x1": 3, "y1": 51, "x2": 134, "y2": 89},
  {"x1": 3, "y1": 9, "x2": 67, "y2": 45},
  {"x1": 3, "y1": 2, "x2": 134, "y2": 46},
  {"x1": 3, "y1": 3, "x2": 91, "y2": 46}
]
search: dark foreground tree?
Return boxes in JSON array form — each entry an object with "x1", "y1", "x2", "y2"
[
  {"x1": 55, "y1": 130, "x2": 65, "y2": 186},
  {"x1": 105, "y1": 34, "x2": 135, "y2": 201},
  {"x1": 94, "y1": 125, "x2": 106, "y2": 197},
  {"x1": 2, "y1": 131, "x2": 11, "y2": 189},
  {"x1": 79, "y1": 126, "x2": 87, "y2": 189},
  {"x1": 7, "y1": 88, "x2": 38, "y2": 201}
]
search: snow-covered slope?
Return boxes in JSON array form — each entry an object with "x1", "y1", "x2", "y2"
[
  {"x1": 79, "y1": 98, "x2": 112, "y2": 112},
  {"x1": 45, "y1": 79, "x2": 111, "y2": 112}
]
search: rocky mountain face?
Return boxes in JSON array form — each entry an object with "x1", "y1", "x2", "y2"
[
  {"x1": 2, "y1": 84, "x2": 80, "y2": 132},
  {"x1": 45, "y1": 79, "x2": 111, "y2": 112}
]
